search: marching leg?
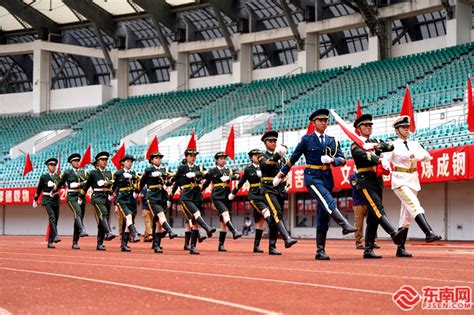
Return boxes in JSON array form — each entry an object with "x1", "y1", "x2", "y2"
[{"x1": 253, "y1": 229, "x2": 264, "y2": 253}]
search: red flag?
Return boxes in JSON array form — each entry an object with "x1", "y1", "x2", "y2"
[
  {"x1": 57, "y1": 151, "x2": 61, "y2": 174},
  {"x1": 187, "y1": 131, "x2": 197, "y2": 150},
  {"x1": 111, "y1": 143, "x2": 126, "y2": 170},
  {"x1": 330, "y1": 109, "x2": 366, "y2": 148},
  {"x1": 146, "y1": 136, "x2": 159, "y2": 160},
  {"x1": 79, "y1": 145, "x2": 92, "y2": 168},
  {"x1": 225, "y1": 126, "x2": 235, "y2": 160},
  {"x1": 267, "y1": 118, "x2": 272, "y2": 131},
  {"x1": 355, "y1": 99, "x2": 362, "y2": 135},
  {"x1": 22, "y1": 153, "x2": 33, "y2": 176},
  {"x1": 306, "y1": 121, "x2": 314, "y2": 135},
  {"x1": 467, "y1": 75, "x2": 474, "y2": 132},
  {"x1": 400, "y1": 85, "x2": 416, "y2": 132}
]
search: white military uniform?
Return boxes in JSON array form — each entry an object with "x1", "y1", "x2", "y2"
[{"x1": 383, "y1": 138, "x2": 431, "y2": 227}]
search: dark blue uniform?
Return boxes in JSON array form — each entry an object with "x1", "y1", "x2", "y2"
[{"x1": 280, "y1": 132, "x2": 345, "y2": 229}]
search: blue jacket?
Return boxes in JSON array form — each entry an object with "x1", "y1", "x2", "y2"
[{"x1": 281, "y1": 133, "x2": 345, "y2": 188}]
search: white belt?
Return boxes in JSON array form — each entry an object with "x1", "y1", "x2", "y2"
[
  {"x1": 68, "y1": 189, "x2": 79, "y2": 192},
  {"x1": 93, "y1": 188, "x2": 109, "y2": 192}
]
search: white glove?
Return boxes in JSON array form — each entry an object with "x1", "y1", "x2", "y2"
[
  {"x1": 123, "y1": 172, "x2": 132, "y2": 179},
  {"x1": 32, "y1": 200, "x2": 38, "y2": 208},
  {"x1": 275, "y1": 145, "x2": 288, "y2": 156},
  {"x1": 228, "y1": 193, "x2": 235, "y2": 200},
  {"x1": 273, "y1": 176, "x2": 282, "y2": 187},
  {"x1": 185, "y1": 172, "x2": 196, "y2": 178},
  {"x1": 363, "y1": 143, "x2": 376, "y2": 150},
  {"x1": 285, "y1": 185, "x2": 290, "y2": 193},
  {"x1": 70, "y1": 182, "x2": 79, "y2": 189},
  {"x1": 151, "y1": 171, "x2": 162, "y2": 177},
  {"x1": 321, "y1": 155, "x2": 334, "y2": 164},
  {"x1": 78, "y1": 198, "x2": 83, "y2": 206},
  {"x1": 47, "y1": 181, "x2": 54, "y2": 187},
  {"x1": 49, "y1": 191, "x2": 55, "y2": 198},
  {"x1": 381, "y1": 158, "x2": 392, "y2": 172},
  {"x1": 256, "y1": 170, "x2": 262, "y2": 177},
  {"x1": 108, "y1": 195, "x2": 113, "y2": 201},
  {"x1": 167, "y1": 201, "x2": 172, "y2": 208},
  {"x1": 133, "y1": 192, "x2": 138, "y2": 199},
  {"x1": 97, "y1": 180, "x2": 106, "y2": 187},
  {"x1": 220, "y1": 175, "x2": 230, "y2": 182}
]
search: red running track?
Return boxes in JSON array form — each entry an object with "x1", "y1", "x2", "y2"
[{"x1": 0, "y1": 236, "x2": 473, "y2": 314}]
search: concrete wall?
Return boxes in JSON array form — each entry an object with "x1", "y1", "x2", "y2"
[
  {"x1": 188, "y1": 73, "x2": 233, "y2": 89},
  {"x1": 128, "y1": 81, "x2": 172, "y2": 97},
  {"x1": 391, "y1": 36, "x2": 447, "y2": 58},
  {"x1": 50, "y1": 85, "x2": 112, "y2": 110},
  {"x1": 319, "y1": 50, "x2": 369, "y2": 70},
  {"x1": 0, "y1": 92, "x2": 33, "y2": 114}
]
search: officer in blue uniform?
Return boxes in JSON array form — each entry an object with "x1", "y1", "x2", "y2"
[{"x1": 276, "y1": 109, "x2": 356, "y2": 260}]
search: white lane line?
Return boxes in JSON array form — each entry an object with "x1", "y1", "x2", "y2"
[
  {"x1": 1, "y1": 257, "x2": 392, "y2": 296},
  {"x1": 0, "y1": 251, "x2": 473, "y2": 282},
  {"x1": 0, "y1": 308, "x2": 12, "y2": 315},
  {"x1": 1, "y1": 267, "x2": 279, "y2": 315}
]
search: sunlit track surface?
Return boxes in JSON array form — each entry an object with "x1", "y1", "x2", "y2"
[{"x1": 0, "y1": 236, "x2": 472, "y2": 314}]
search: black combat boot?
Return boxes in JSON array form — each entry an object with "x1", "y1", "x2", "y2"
[{"x1": 253, "y1": 229, "x2": 264, "y2": 253}]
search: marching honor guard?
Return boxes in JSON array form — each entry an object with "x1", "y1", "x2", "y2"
[
  {"x1": 350, "y1": 114, "x2": 406, "y2": 259},
  {"x1": 33, "y1": 158, "x2": 61, "y2": 248},
  {"x1": 112, "y1": 155, "x2": 141, "y2": 252},
  {"x1": 174, "y1": 149, "x2": 216, "y2": 254},
  {"x1": 383, "y1": 116, "x2": 442, "y2": 257},
  {"x1": 139, "y1": 152, "x2": 177, "y2": 253},
  {"x1": 55, "y1": 153, "x2": 89, "y2": 249},
  {"x1": 230, "y1": 149, "x2": 268, "y2": 253},
  {"x1": 276, "y1": 109, "x2": 356, "y2": 260},
  {"x1": 82, "y1": 152, "x2": 116, "y2": 250},
  {"x1": 202, "y1": 152, "x2": 242, "y2": 252},
  {"x1": 259, "y1": 131, "x2": 297, "y2": 255}
]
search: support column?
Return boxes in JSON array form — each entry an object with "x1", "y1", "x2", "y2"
[
  {"x1": 170, "y1": 42, "x2": 188, "y2": 90},
  {"x1": 32, "y1": 42, "x2": 50, "y2": 114},
  {"x1": 232, "y1": 36, "x2": 252, "y2": 83},
  {"x1": 446, "y1": 0, "x2": 472, "y2": 47},
  {"x1": 111, "y1": 56, "x2": 129, "y2": 99},
  {"x1": 367, "y1": 36, "x2": 380, "y2": 62},
  {"x1": 298, "y1": 31, "x2": 318, "y2": 72}
]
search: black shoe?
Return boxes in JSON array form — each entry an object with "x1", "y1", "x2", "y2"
[
  {"x1": 154, "y1": 247, "x2": 163, "y2": 253},
  {"x1": 426, "y1": 232, "x2": 442, "y2": 243},
  {"x1": 315, "y1": 251, "x2": 330, "y2": 260},
  {"x1": 79, "y1": 230, "x2": 88, "y2": 238},
  {"x1": 356, "y1": 244, "x2": 364, "y2": 250},
  {"x1": 104, "y1": 233, "x2": 115, "y2": 241},
  {"x1": 47, "y1": 243, "x2": 55, "y2": 249},
  {"x1": 121, "y1": 246, "x2": 131, "y2": 252},
  {"x1": 53, "y1": 236, "x2": 61, "y2": 243},
  {"x1": 269, "y1": 247, "x2": 281, "y2": 255},
  {"x1": 379, "y1": 215, "x2": 405, "y2": 245},
  {"x1": 128, "y1": 225, "x2": 141, "y2": 243},
  {"x1": 169, "y1": 232, "x2": 178, "y2": 239},
  {"x1": 396, "y1": 247, "x2": 413, "y2": 257},
  {"x1": 364, "y1": 250, "x2": 382, "y2": 259},
  {"x1": 254, "y1": 229, "x2": 264, "y2": 253},
  {"x1": 96, "y1": 244, "x2": 106, "y2": 251},
  {"x1": 373, "y1": 243, "x2": 381, "y2": 249},
  {"x1": 189, "y1": 247, "x2": 200, "y2": 255},
  {"x1": 72, "y1": 243, "x2": 80, "y2": 250},
  {"x1": 284, "y1": 237, "x2": 298, "y2": 248},
  {"x1": 196, "y1": 216, "x2": 216, "y2": 237},
  {"x1": 225, "y1": 221, "x2": 242, "y2": 240},
  {"x1": 218, "y1": 244, "x2": 227, "y2": 252},
  {"x1": 253, "y1": 246, "x2": 264, "y2": 253},
  {"x1": 183, "y1": 244, "x2": 191, "y2": 250},
  {"x1": 330, "y1": 208, "x2": 357, "y2": 235},
  {"x1": 198, "y1": 234, "x2": 207, "y2": 243}
]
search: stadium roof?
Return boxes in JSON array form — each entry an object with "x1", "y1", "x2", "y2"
[{"x1": 0, "y1": 0, "x2": 461, "y2": 94}]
